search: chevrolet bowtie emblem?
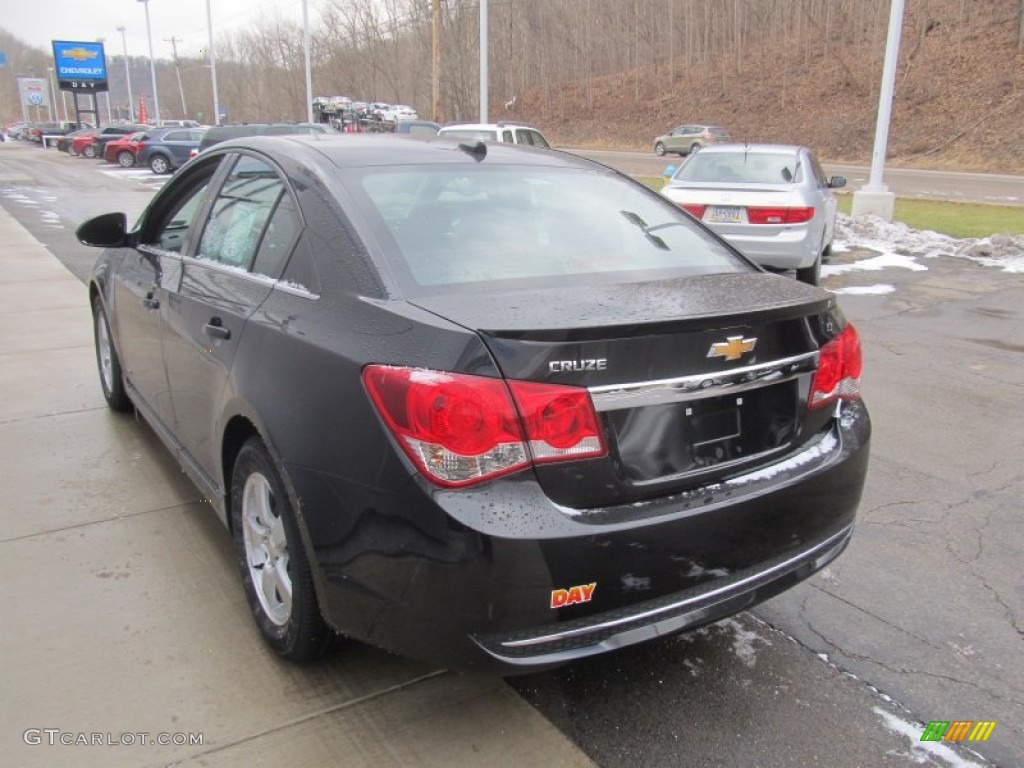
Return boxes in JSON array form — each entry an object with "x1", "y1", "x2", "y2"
[
  {"x1": 64, "y1": 47, "x2": 99, "y2": 62},
  {"x1": 707, "y1": 336, "x2": 757, "y2": 361}
]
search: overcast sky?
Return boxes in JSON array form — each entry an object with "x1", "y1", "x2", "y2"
[{"x1": 3, "y1": 0, "x2": 317, "y2": 62}]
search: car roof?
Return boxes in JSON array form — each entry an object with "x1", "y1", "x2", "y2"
[
  {"x1": 439, "y1": 123, "x2": 540, "y2": 131},
  {"x1": 695, "y1": 143, "x2": 805, "y2": 155},
  {"x1": 206, "y1": 133, "x2": 585, "y2": 170}
]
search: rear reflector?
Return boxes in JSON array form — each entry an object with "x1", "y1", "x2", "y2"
[
  {"x1": 809, "y1": 325, "x2": 863, "y2": 409},
  {"x1": 746, "y1": 207, "x2": 815, "y2": 224},
  {"x1": 363, "y1": 366, "x2": 606, "y2": 487}
]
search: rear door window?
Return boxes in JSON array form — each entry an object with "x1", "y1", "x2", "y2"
[{"x1": 197, "y1": 155, "x2": 286, "y2": 269}]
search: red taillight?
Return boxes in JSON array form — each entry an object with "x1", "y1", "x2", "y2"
[
  {"x1": 746, "y1": 207, "x2": 815, "y2": 225},
  {"x1": 362, "y1": 366, "x2": 606, "y2": 487},
  {"x1": 508, "y1": 381, "x2": 606, "y2": 462},
  {"x1": 809, "y1": 325, "x2": 863, "y2": 409},
  {"x1": 680, "y1": 204, "x2": 706, "y2": 219}
]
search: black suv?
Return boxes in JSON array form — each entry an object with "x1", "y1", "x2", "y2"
[{"x1": 197, "y1": 123, "x2": 332, "y2": 152}]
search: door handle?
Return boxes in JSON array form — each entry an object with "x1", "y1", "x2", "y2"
[
  {"x1": 142, "y1": 292, "x2": 160, "y2": 310},
  {"x1": 203, "y1": 319, "x2": 231, "y2": 340}
]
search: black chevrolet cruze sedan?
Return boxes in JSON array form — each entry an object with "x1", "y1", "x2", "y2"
[{"x1": 77, "y1": 135, "x2": 870, "y2": 673}]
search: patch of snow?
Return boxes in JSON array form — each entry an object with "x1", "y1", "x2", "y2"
[
  {"x1": 620, "y1": 573, "x2": 652, "y2": 592},
  {"x1": 716, "y1": 617, "x2": 771, "y2": 669},
  {"x1": 835, "y1": 213, "x2": 1024, "y2": 274},
  {"x1": 831, "y1": 284, "x2": 896, "y2": 296},
  {"x1": 726, "y1": 432, "x2": 837, "y2": 486},
  {"x1": 873, "y1": 708, "x2": 990, "y2": 768},
  {"x1": 823, "y1": 252, "x2": 927, "y2": 275}
]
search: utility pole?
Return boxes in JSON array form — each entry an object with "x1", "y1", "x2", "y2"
[
  {"x1": 432, "y1": 0, "x2": 441, "y2": 123},
  {"x1": 479, "y1": 0, "x2": 488, "y2": 123},
  {"x1": 164, "y1": 36, "x2": 188, "y2": 117}
]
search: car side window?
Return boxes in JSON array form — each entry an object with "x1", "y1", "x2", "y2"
[
  {"x1": 529, "y1": 130, "x2": 549, "y2": 148},
  {"x1": 147, "y1": 182, "x2": 211, "y2": 253},
  {"x1": 252, "y1": 192, "x2": 302, "y2": 279},
  {"x1": 197, "y1": 155, "x2": 286, "y2": 270},
  {"x1": 502, "y1": 129, "x2": 514, "y2": 142},
  {"x1": 809, "y1": 156, "x2": 829, "y2": 188},
  {"x1": 163, "y1": 131, "x2": 186, "y2": 142},
  {"x1": 515, "y1": 129, "x2": 534, "y2": 146}
]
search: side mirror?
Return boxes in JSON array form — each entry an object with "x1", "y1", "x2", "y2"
[
  {"x1": 76, "y1": 212, "x2": 129, "y2": 248},
  {"x1": 829, "y1": 176, "x2": 847, "y2": 189},
  {"x1": 663, "y1": 164, "x2": 677, "y2": 178}
]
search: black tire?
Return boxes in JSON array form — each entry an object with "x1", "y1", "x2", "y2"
[
  {"x1": 231, "y1": 438, "x2": 331, "y2": 662},
  {"x1": 83, "y1": 143, "x2": 97, "y2": 158},
  {"x1": 654, "y1": 142, "x2": 666, "y2": 157},
  {"x1": 690, "y1": 142, "x2": 702, "y2": 155},
  {"x1": 797, "y1": 253, "x2": 822, "y2": 286},
  {"x1": 117, "y1": 151, "x2": 135, "y2": 168},
  {"x1": 149, "y1": 154, "x2": 170, "y2": 174},
  {"x1": 92, "y1": 296, "x2": 132, "y2": 412}
]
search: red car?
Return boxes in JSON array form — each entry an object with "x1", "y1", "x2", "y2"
[
  {"x1": 103, "y1": 132, "x2": 150, "y2": 167},
  {"x1": 70, "y1": 132, "x2": 101, "y2": 158}
]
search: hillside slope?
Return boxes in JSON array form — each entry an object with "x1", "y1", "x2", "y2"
[{"x1": 505, "y1": 3, "x2": 1024, "y2": 172}]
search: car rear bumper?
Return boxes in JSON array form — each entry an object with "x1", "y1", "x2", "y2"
[
  {"x1": 719, "y1": 226, "x2": 820, "y2": 270},
  {"x1": 473, "y1": 523, "x2": 852, "y2": 667},
  {"x1": 299, "y1": 400, "x2": 870, "y2": 674}
]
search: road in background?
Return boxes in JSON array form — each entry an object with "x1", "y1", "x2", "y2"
[
  {"x1": 2, "y1": 140, "x2": 1019, "y2": 767},
  {"x1": 569, "y1": 147, "x2": 1024, "y2": 206}
]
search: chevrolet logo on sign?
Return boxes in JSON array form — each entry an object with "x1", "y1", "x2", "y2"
[
  {"x1": 708, "y1": 336, "x2": 757, "y2": 361},
  {"x1": 63, "y1": 47, "x2": 98, "y2": 62}
]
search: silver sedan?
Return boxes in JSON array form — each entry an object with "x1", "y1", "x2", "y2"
[{"x1": 660, "y1": 144, "x2": 846, "y2": 285}]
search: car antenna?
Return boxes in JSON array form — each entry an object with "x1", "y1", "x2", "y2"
[{"x1": 457, "y1": 140, "x2": 487, "y2": 161}]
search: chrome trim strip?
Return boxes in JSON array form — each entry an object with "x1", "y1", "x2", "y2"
[
  {"x1": 178, "y1": 253, "x2": 319, "y2": 299},
  {"x1": 181, "y1": 253, "x2": 277, "y2": 285},
  {"x1": 272, "y1": 281, "x2": 320, "y2": 300},
  {"x1": 138, "y1": 244, "x2": 182, "y2": 261},
  {"x1": 499, "y1": 526, "x2": 849, "y2": 650},
  {"x1": 589, "y1": 351, "x2": 818, "y2": 411}
]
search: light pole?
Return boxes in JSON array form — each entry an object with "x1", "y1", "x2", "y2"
[
  {"x1": 138, "y1": 0, "x2": 161, "y2": 126},
  {"x1": 116, "y1": 26, "x2": 135, "y2": 123},
  {"x1": 852, "y1": 0, "x2": 906, "y2": 221},
  {"x1": 302, "y1": 0, "x2": 313, "y2": 123},
  {"x1": 205, "y1": 0, "x2": 221, "y2": 125}
]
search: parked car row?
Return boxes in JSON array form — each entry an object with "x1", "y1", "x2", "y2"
[
  {"x1": 48, "y1": 125, "x2": 206, "y2": 174},
  {"x1": 43, "y1": 122, "x2": 349, "y2": 174},
  {"x1": 8, "y1": 121, "x2": 94, "y2": 143}
]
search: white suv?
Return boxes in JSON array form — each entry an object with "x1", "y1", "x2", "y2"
[{"x1": 438, "y1": 123, "x2": 550, "y2": 148}]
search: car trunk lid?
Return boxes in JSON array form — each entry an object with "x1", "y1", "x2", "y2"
[{"x1": 409, "y1": 272, "x2": 838, "y2": 508}]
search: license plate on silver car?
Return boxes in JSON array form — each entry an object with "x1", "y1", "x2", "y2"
[{"x1": 709, "y1": 206, "x2": 743, "y2": 223}]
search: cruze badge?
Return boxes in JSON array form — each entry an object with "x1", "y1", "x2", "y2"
[
  {"x1": 548, "y1": 359, "x2": 608, "y2": 374},
  {"x1": 708, "y1": 336, "x2": 757, "y2": 361}
]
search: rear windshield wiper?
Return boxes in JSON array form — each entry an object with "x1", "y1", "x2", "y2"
[{"x1": 620, "y1": 210, "x2": 694, "y2": 250}]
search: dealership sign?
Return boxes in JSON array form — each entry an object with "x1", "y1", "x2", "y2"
[
  {"x1": 52, "y1": 40, "x2": 108, "y2": 93},
  {"x1": 17, "y1": 78, "x2": 50, "y2": 108}
]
